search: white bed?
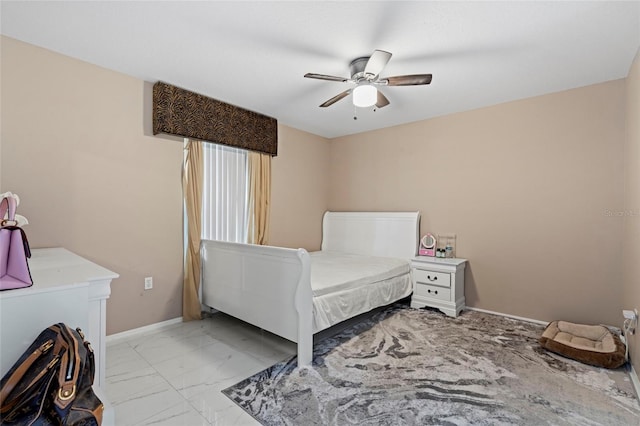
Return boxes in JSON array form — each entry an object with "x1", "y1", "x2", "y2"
[{"x1": 200, "y1": 211, "x2": 420, "y2": 366}]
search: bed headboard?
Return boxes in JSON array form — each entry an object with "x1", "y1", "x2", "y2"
[{"x1": 321, "y1": 211, "x2": 420, "y2": 260}]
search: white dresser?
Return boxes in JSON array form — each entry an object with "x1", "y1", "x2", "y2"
[
  {"x1": 0, "y1": 248, "x2": 118, "y2": 424},
  {"x1": 410, "y1": 256, "x2": 467, "y2": 317}
]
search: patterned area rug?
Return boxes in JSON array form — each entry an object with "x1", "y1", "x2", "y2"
[{"x1": 223, "y1": 305, "x2": 640, "y2": 425}]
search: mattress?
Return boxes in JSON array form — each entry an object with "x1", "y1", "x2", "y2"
[
  {"x1": 309, "y1": 251, "x2": 413, "y2": 332},
  {"x1": 309, "y1": 251, "x2": 410, "y2": 297}
]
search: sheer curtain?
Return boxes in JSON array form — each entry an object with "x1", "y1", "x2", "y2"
[{"x1": 201, "y1": 144, "x2": 249, "y2": 243}]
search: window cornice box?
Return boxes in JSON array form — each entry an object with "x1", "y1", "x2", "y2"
[{"x1": 153, "y1": 81, "x2": 278, "y2": 156}]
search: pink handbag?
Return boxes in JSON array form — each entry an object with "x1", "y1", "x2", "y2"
[{"x1": 0, "y1": 195, "x2": 33, "y2": 290}]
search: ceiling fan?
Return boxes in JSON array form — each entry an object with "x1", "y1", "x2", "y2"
[{"x1": 304, "y1": 49, "x2": 432, "y2": 109}]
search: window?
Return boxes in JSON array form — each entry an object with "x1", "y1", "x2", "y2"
[{"x1": 201, "y1": 143, "x2": 249, "y2": 243}]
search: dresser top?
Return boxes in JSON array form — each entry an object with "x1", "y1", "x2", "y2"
[
  {"x1": 412, "y1": 256, "x2": 467, "y2": 267},
  {"x1": 1, "y1": 248, "x2": 119, "y2": 298}
]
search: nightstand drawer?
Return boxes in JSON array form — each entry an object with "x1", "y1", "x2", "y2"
[
  {"x1": 415, "y1": 283, "x2": 451, "y2": 301},
  {"x1": 413, "y1": 269, "x2": 451, "y2": 288}
]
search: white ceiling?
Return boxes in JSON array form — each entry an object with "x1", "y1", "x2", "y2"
[{"x1": 2, "y1": 1, "x2": 639, "y2": 139}]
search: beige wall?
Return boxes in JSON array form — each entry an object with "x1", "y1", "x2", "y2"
[
  {"x1": 1, "y1": 36, "x2": 184, "y2": 335},
  {"x1": 329, "y1": 80, "x2": 626, "y2": 327},
  {"x1": 1, "y1": 36, "x2": 330, "y2": 334},
  {"x1": 270, "y1": 124, "x2": 330, "y2": 251},
  {"x1": 623, "y1": 48, "x2": 640, "y2": 376}
]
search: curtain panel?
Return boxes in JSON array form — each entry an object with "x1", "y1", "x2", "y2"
[
  {"x1": 247, "y1": 151, "x2": 271, "y2": 245},
  {"x1": 182, "y1": 140, "x2": 203, "y2": 321},
  {"x1": 153, "y1": 81, "x2": 278, "y2": 156}
]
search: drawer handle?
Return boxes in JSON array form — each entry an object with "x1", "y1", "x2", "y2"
[
  {"x1": 427, "y1": 275, "x2": 437, "y2": 281},
  {"x1": 427, "y1": 289, "x2": 438, "y2": 295}
]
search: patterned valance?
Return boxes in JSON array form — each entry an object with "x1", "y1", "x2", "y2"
[{"x1": 153, "y1": 82, "x2": 278, "y2": 156}]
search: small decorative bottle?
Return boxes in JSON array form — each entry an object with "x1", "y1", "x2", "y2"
[{"x1": 445, "y1": 244, "x2": 453, "y2": 258}]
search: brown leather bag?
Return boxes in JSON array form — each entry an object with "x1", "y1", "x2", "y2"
[{"x1": 0, "y1": 323, "x2": 103, "y2": 425}]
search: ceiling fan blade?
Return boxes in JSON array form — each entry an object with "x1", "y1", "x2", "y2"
[
  {"x1": 319, "y1": 89, "x2": 352, "y2": 108},
  {"x1": 364, "y1": 50, "x2": 392, "y2": 78},
  {"x1": 385, "y1": 74, "x2": 433, "y2": 86},
  {"x1": 376, "y1": 90, "x2": 390, "y2": 108},
  {"x1": 304, "y1": 73, "x2": 349, "y2": 82}
]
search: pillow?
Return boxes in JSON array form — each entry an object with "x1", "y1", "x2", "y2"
[{"x1": 539, "y1": 320, "x2": 626, "y2": 369}]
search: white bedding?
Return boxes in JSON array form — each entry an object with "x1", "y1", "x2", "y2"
[
  {"x1": 309, "y1": 251, "x2": 410, "y2": 296},
  {"x1": 309, "y1": 251, "x2": 413, "y2": 332}
]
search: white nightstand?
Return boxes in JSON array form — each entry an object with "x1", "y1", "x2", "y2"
[{"x1": 410, "y1": 256, "x2": 467, "y2": 317}]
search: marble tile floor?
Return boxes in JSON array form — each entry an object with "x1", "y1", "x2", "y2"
[{"x1": 105, "y1": 312, "x2": 298, "y2": 425}]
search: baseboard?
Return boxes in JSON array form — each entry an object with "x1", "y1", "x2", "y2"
[
  {"x1": 465, "y1": 306, "x2": 548, "y2": 326},
  {"x1": 106, "y1": 317, "x2": 183, "y2": 344},
  {"x1": 631, "y1": 365, "x2": 640, "y2": 401}
]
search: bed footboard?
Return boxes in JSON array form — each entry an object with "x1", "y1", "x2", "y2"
[{"x1": 200, "y1": 240, "x2": 313, "y2": 366}]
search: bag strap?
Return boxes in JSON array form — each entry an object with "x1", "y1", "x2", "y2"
[
  {"x1": 0, "y1": 324, "x2": 86, "y2": 415},
  {"x1": 54, "y1": 324, "x2": 83, "y2": 410},
  {"x1": 0, "y1": 196, "x2": 17, "y2": 226},
  {"x1": 0, "y1": 339, "x2": 58, "y2": 413},
  {"x1": 0, "y1": 325, "x2": 70, "y2": 414},
  {"x1": 0, "y1": 198, "x2": 8, "y2": 225}
]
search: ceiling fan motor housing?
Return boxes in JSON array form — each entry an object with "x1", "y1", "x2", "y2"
[{"x1": 349, "y1": 57, "x2": 371, "y2": 81}]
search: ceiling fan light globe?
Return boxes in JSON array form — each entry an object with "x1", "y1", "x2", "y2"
[{"x1": 352, "y1": 85, "x2": 377, "y2": 107}]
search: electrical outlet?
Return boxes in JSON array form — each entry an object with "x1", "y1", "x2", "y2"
[
  {"x1": 144, "y1": 277, "x2": 153, "y2": 290},
  {"x1": 623, "y1": 308, "x2": 638, "y2": 335}
]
